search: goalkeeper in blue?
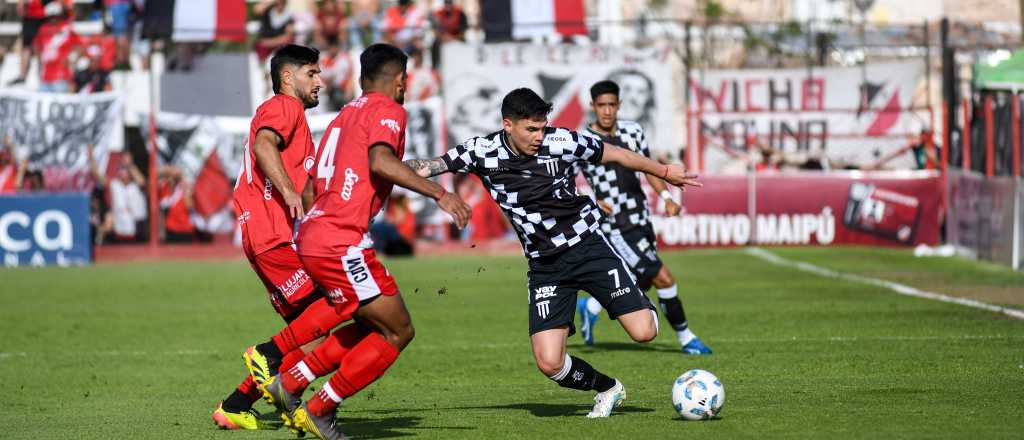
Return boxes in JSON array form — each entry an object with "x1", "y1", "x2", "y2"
[{"x1": 576, "y1": 80, "x2": 711, "y2": 355}]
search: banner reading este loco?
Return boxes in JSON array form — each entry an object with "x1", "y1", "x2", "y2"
[
  {"x1": 691, "y1": 61, "x2": 925, "y2": 172},
  {"x1": 441, "y1": 43, "x2": 678, "y2": 153},
  {"x1": 0, "y1": 90, "x2": 123, "y2": 190}
]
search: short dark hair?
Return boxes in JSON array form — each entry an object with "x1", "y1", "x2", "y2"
[
  {"x1": 360, "y1": 43, "x2": 408, "y2": 83},
  {"x1": 501, "y1": 88, "x2": 553, "y2": 121},
  {"x1": 590, "y1": 80, "x2": 619, "y2": 100},
  {"x1": 270, "y1": 44, "x2": 320, "y2": 94}
]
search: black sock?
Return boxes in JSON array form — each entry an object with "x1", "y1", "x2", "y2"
[
  {"x1": 658, "y1": 297, "x2": 689, "y2": 332},
  {"x1": 221, "y1": 389, "x2": 253, "y2": 412},
  {"x1": 552, "y1": 355, "x2": 616, "y2": 392},
  {"x1": 256, "y1": 340, "x2": 284, "y2": 373}
]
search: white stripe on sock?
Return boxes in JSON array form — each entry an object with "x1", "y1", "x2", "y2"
[
  {"x1": 586, "y1": 296, "x2": 603, "y2": 315},
  {"x1": 678, "y1": 328, "x2": 696, "y2": 346},
  {"x1": 650, "y1": 309, "x2": 659, "y2": 336},
  {"x1": 321, "y1": 382, "x2": 343, "y2": 403},
  {"x1": 295, "y1": 361, "x2": 315, "y2": 382},
  {"x1": 656, "y1": 284, "x2": 678, "y2": 299},
  {"x1": 548, "y1": 353, "x2": 573, "y2": 381}
]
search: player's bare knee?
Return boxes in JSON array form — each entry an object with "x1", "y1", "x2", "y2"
[
  {"x1": 534, "y1": 353, "x2": 564, "y2": 377},
  {"x1": 385, "y1": 322, "x2": 415, "y2": 351},
  {"x1": 629, "y1": 327, "x2": 657, "y2": 343}
]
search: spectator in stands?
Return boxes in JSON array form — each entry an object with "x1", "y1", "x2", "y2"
[
  {"x1": 86, "y1": 144, "x2": 113, "y2": 245},
  {"x1": 0, "y1": 138, "x2": 28, "y2": 193},
  {"x1": 34, "y1": 2, "x2": 81, "y2": 93},
  {"x1": 254, "y1": 0, "x2": 295, "y2": 61},
  {"x1": 432, "y1": 0, "x2": 467, "y2": 42},
  {"x1": 348, "y1": 0, "x2": 381, "y2": 49},
  {"x1": 404, "y1": 47, "x2": 439, "y2": 102},
  {"x1": 314, "y1": 0, "x2": 347, "y2": 49},
  {"x1": 9, "y1": 0, "x2": 50, "y2": 85},
  {"x1": 102, "y1": 0, "x2": 132, "y2": 68},
  {"x1": 74, "y1": 31, "x2": 116, "y2": 92},
  {"x1": 158, "y1": 166, "x2": 197, "y2": 243},
  {"x1": 20, "y1": 169, "x2": 45, "y2": 191},
  {"x1": 382, "y1": 0, "x2": 426, "y2": 50},
  {"x1": 287, "y1": 0, "x2": 318, "y2": 45},
  {"x1": 369, "y1": 193, "x2": 414, "y2": 256},
  {"x1": 320, "y1": 43, "x2": 354, "y2": 110},
  {"x1": 108, "y1": 151, "x2": 147, "y2": 242}
]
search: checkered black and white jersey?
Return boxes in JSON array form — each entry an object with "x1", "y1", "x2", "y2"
[
  {"x1": 580, "y1": 121, "x2": 651, "y2": 233},
  {"x1": 442, "y1": 127, "x2": 605, "y2": 258}
]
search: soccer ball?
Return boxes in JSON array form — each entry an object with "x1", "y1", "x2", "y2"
[{"x1": 671, "y1": 369, "x2": 725, "y2": 420}]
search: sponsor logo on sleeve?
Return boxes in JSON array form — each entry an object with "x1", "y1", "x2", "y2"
[{"x1": 380, "y1": 119, "x2": 400, "y2": 133}]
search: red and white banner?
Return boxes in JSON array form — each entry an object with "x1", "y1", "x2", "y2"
[
  {"x1": 690, "y1": 61, "x2": 926, "y2": 172},
  {"x1": 441, "y1": 42, "x2": 677, "y2": 154},
  {"x1": 144, "y1": 97, "x2": 446, "y2": 233},
  {"x1": 649, "y1": 171, "x2": 943, "y2": 248},
  {"x1": 172, "y1": 0, "x2": 247, "y2": 43}
]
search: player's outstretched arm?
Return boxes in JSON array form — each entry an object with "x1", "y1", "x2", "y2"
[
  {"x1": 369, "y1": 145, "x2": 471, "y2": 228},
  {"x1": 403, "y1": 157, "x2": 451, "y2": 178},
  {"x1": 253, "y1": 128, "x2": 305, "y2": 219},
  {"x1": 601, "y1": 143, "x2": 702, "y2": 191},
  {"x1": 643, "y1": 173, "x2": 682, "y2": 216}
]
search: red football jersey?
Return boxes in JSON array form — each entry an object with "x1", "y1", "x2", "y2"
[
  {"x1": 234, "y1": 94, "x2": 316, "y2": 258},
  {"x1": 297, "y1": 92, "x2": 407, "y2": 257}
]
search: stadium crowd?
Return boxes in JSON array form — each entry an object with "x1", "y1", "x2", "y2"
[{"x1": 0, "y1": 0, "x2": 472, "y2": 246}]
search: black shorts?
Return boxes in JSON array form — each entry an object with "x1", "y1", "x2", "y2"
[
  {"x1": 21, "y1": 17, "x2": 45, "y2": 47},
  {"x1": 527, "y1": 232, "x2": 655, "y2": 336},
  {"x1": 606, "y1": 224, "x2": 663, "y2": 288}
]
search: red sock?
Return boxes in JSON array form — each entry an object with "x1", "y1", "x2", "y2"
[
  {"x1": 306, "y1": 332, "x2": 399, "y2": 417},
  {"x1": 272, "y1": 297, "x2": 351, "y2": 354},
  {"x1": 281, "y1": 324, "x2": 370, "y2": 395},
  {"x1": 237, "y1": 375, "x2": 262, "y2": 403},
  {"x1": 279, "y1": 348, "x2": 306, "y2": 374}
]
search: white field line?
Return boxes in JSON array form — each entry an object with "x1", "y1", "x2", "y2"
[{"x1": 746, "y1": 247, "x2": 1024, "y2": 321}]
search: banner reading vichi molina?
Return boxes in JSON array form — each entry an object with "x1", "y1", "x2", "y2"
[
  {"x1": 690, "y1": 61, "x2": 926, "y2": 172},
  {"x1": 441, "y1": 42, "x2": 679, "y2": 156},
  {"x1": 649, "y1": 171, "x2": 943, "y2": 248},
  {"x1": 0, "y1": 90, "x2": 123, "y2": 191}
]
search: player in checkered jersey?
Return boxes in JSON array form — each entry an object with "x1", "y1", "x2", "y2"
[
  {"x1": 576, "y1": 80, "x2": 712, "y2": 355},
  {"x1": 405, "y1": 88, "x2": 702, "y2": 418}
]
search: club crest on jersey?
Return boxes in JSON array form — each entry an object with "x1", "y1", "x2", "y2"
[
  {"x1": 341, "y1": 168, "x2": 359, "y2": 200},
  {"x1": 304, "y1": 156, "x2": 315, "y2": 171},
  {"x1": 538, "y1": 158, "x2": 559, "y2": 175},
  {"x1": 380, "y1": 118, "x2": 400, "y2": 133}
]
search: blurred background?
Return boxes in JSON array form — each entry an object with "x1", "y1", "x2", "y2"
[{"x1": 0, "y1": 0, "x2": 1020, "y2": 269}]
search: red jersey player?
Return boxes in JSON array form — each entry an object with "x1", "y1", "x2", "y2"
[
  {"x1": 248, "y1": 43, "x2": 470, "y2": 440},
  {"x1": 215, "y1": 44, "x2": 342, "y2": 431}
]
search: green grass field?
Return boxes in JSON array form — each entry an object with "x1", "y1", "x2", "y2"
[{"x1": 2, "y1": 247, "x2": 1023, "y2": 439}]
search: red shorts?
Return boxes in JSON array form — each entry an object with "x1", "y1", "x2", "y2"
[
  {"x1": 249, "y1": 244, "x2": 320, "y2": 319},
  {"x1": 299, "y1": 246, "x2": 398, "y2": 320}
]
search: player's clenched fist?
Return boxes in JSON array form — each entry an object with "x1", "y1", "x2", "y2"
[{"x1": 438, "y1": 192, "x2": 472, "y2": 229}]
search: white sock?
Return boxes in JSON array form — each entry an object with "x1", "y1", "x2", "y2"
[
  {"x1": 677, "y1": 328, "x2": 696, "y2": 346},
  {"x1": 656, "y1": 284, "x2": 678, "y2": 299},
  {"x1": 320, "y1": 382, "x2": 344, "y2": 404},
  {"x1": 586, "y1": 297, "x2": 603, "y2": 315}
]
